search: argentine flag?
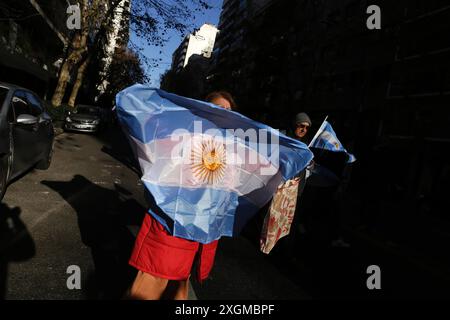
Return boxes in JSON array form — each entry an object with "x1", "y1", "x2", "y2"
[
  {"x1": 309, "y1": 120, "x2": 356, "y2": 163},
  {"x1": 116, "y1": 84, "x2": 313, "y2": 244}
]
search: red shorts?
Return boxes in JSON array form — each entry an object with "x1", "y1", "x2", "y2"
[{"x1": 129, "y1": 214, "x2": 219, "y2": 282}]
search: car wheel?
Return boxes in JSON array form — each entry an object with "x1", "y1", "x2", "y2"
[
  {"x1": 0, "y1": 155, "x2": 8, "y2": 201},
  {"x1": 36, "y1": 142, "x2": 54, "y2": 170}
]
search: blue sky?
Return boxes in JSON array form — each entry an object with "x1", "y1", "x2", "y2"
[{"x1": 129, "y1": 0, "x2": 223, "y2": 88}]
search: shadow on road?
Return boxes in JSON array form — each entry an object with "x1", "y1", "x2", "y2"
[
  {"x1": 96, "y1": 126, "x2": 141, "y2": 176},
  {"x1": 101, "y1": 145, "x2": 140, "y2": 176},
  {"x1": 0, "y1": 203, "x2": 36, "y2": 299},
  {"x1": 41, "y1": 175, "x2": 146, "y2": 299}
]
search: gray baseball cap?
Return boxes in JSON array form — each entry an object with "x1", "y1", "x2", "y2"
[{"x1": 295, "y1": 112, "x2": 312, "y2": 127}]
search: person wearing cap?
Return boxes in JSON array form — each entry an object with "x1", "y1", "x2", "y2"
[
  {"x1": 294, "y1": 112, "x2": 312, "y2": 142},
  {"x1": 277, "y1": 112, "x2": 313, "y2": 259},
  {"x1": 267, "y1": 113, "x2": 311, "y2": 259}
]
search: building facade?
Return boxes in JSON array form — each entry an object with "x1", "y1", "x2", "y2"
[
  {"x1": 171, "y1": 23, "x2": 218, "y2": 74},
  {"x1": 0, "y1": 0, "x2": 68, "y2": 97},
  {"x1": 96, "y1": 0, "x2": 131, "y2": 98},
  {"x1": 210, "y1": 0, "x2": 450, "y2": 275}
]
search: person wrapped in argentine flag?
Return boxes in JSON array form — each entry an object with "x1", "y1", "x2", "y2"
[{"x1": 115, "y1": 84, "x2": 314, "y2": 244}]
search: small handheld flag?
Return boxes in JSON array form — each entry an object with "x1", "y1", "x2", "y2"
[{"x1": 309, "y1": 118, "x2": 356, "y2": 163}]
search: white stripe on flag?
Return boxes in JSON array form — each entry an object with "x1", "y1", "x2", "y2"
[{"x1": 131, "y1": 134, "x2": 279, "y2": 197}]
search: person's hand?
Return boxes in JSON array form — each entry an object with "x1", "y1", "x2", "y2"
[
  {"x1": 305, "y1": 160, "x2": 315, "y2": 179},
  {"x1": 278, "y1": 177, "x2": 300, "y2": 190}
]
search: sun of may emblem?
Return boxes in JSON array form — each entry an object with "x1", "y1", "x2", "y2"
[{"x1": 191, "y1": 138, "x2": 227, "y2": 185}]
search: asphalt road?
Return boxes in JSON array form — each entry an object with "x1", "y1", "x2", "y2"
[
  {"x1": 0, "y1": 128, "x2": 148, "y2": 299},
  {"x1": 3, "y1": 127, "x2": 448, "y2": 300},
  {"x1": 0, "y1": 128, "x2": 309, "y2": 300}
]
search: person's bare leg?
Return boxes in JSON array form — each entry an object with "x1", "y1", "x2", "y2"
[
  {"x1": 126, "y1": 271, "x2": 168, "y2": 300},
  {"x1": 172, "y1": 279, "x2": 189, "y2": 300},
  {"x1": 163, "y1": 278, "x2": 189, "y2": 300}
]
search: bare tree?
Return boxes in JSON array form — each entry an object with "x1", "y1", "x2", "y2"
[
  {"x1": 50, "y1": 0, "x2": 213, "y2": 108},
  {"x1": 95, "y1": 45, "x2": 147, "y2": 106},
  {"x1": 51, "y1": 0, "x2": 98, "y2": 107}
]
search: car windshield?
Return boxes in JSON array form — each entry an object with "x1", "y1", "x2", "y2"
[
  {"x1": 76, "y1": 106, "x2": 99, "y2": 115},
  {"x1": 0, "y1": 87, "x2": 8, "y2": 110}
]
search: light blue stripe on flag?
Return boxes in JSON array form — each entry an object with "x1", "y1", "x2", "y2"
[{"x1": 309, "y1": 120, "x2": 356, "y2": 163}]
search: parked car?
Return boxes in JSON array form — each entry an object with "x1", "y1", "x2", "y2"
[
  {"x1": 0, "y1": 83, "x2": 55, "y2": 201},
  {"x1": 64, "y1": 104, "x2": 103, "y2": 133}
]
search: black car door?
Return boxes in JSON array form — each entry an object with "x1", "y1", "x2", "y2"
[
  {"x1": 0, "y1": 87, "x2": 11, "y2": 157},
  {"x1": 10, "y1": 90, "x2": 39, "y2": 177},
  {"x1": 26, "y1": 92, "x2": 52, "y2": 160}
]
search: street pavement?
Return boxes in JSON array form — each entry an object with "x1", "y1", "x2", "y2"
[
  {"x1": 0, "y1": 128, "x2": 146, "y2": 299},
  {"x1": 2, "y1": 127, "x2": 449, "y2": 300},
  {"x1": 0, "y1": 127, "x2": 309, "y2": 300}
]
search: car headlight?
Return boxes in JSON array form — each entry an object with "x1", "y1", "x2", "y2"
[
  {"x1": 93, "y1": 120, "x2": 100, "y2": 125},
  {"x1": 66, "y1": 117, "x2": 72, "y2": 123}
]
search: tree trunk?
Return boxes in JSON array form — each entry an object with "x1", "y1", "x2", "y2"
[
  {"x1": 50, "y1": 38, "x2": 89, "y2": 107},
  {"x1": 50, "y1": 0, "x2": 122, "y2": 107},
  {"x1": 50, "y1": 0, "x2": 90, "y2": 107},
  {"x1": 68, "y1": 57, "x2": 90, "y2": 108},
  {"x1": 50, "y1": 58, "x2": 72, "y2": 107}
]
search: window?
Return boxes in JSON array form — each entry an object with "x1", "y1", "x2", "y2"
[
  {"x1": 26, "y1": 92, "x2": 43, "y2": 116},
  {"x1": 239, "y1": 0, "x2": 246, "y2": 11},
  {"x1": 344, "y1": 1, "x2": 359, "y2": 21},
  {"x1": 0, "y1": 87, "x2": 8, "y2": 111}
]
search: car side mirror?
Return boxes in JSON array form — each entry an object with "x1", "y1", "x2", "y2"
[{"x1": 16, "y1": 114, "x2": 38, "y2": 125}]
